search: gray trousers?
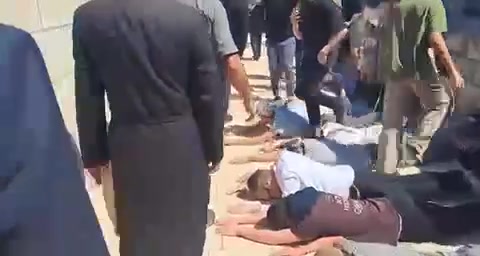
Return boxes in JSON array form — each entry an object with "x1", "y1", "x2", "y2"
[
  {"x1": 376, "y1": 78, "x2": 450, "y2": 174},
  {"x1": 267, "y1": 37, "x2": 296, "y2": 97}
]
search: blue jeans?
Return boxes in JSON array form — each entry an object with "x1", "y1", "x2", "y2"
[{"x1": 267, "y1": 37, "x2": 296, "y2": 97}]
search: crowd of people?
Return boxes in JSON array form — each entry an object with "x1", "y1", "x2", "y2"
[{"x1": 1, "y1": 0, "x2": 480, "y2": 256}]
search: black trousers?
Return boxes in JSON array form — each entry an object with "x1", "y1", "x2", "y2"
[
  {"x1": 295, "y1": 55, "x2": 346, "y2": 126},
  {"x1": 249, "y1": 5, "x2": 264, "y2": 59},
  {"x1": 354, "y1": 170, "x2": 480, "y2": 243},
  {"x1": 227, "y1": 6, "x2": 249, "y2": 57}
]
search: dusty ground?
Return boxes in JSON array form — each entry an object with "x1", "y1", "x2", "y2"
[{"x1": 87, "y1": 46, "x2": 476, "y2": 256}]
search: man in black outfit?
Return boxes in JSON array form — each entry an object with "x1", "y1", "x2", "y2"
[
  {"x1": 249, "y1": 0, "x2": 265, "y2": 60},
  {"x1": 294, "y1": 0, "x2": 346, "y2": 128},
  {"x1": 73, "y1": 0, "x2": 224, "y2": 255},
  {"x1": 0, "y1": 23, "x2": 108, "y2": 256}
]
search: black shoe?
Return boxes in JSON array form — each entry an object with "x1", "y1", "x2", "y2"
[
  {"x1": 253, "y1": 55, "x2": 260, "y2": 61},
  {"x1": 207, "y1": 209, "x2": 216, "y2": 228},
  {"x1": 224, "y1": 113, "x2": 233, "y2": 123}
]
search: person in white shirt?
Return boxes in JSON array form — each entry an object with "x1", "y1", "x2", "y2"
[
  {"x1": 246, "y1": 150, "x2": 354, "y2": 201},
  {"x1": 321, "y1": 122, "x2": 382, "y2": 145},
  {"x1": 229, "y1": 122, "x2": 380, "y2": 172}
]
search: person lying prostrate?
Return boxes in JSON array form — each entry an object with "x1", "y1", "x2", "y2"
[
  {"x1": 246, "y1": 150, "x2": 354, "y2": 200},
  {"x1": 224, "y1": 99, "x2": 328, "y2": 145},
  {"x1": 321, "y1": 121, "x2": 382, "y2": 145},
  {"x1": 217, "y1": 182, "x2": 480, "y2": 248},
  {"x1": 224, "y1": 98, "x2": 380, "y2": 146},
  {"x1": 217, "y1": 187, "x2": 401, "y2": 246},
  {"x1": 230, "y1": 137, "x2": 374, "y2": 173}
]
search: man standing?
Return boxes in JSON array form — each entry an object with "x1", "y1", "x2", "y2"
[
  {"x1": 249, "y1": 0, "x2": 265, "y2": 61},
  {"x1": 264, "y1": 0, "x2": 297, "y2": 100},
  {"x1": 376, "y1": 0, "x2": 463, "y2": 174},
  {"x1": 221, "y1": 0, "x2": 249, "y2": 57},
  {"x1": 294, "y1": 0, "x2": 346, "y2": 127},
  {"x1": 73, "y1": 0, "x2": 224, "y2": 255},
  {"x1": 179, "y1": 0, "x2": 255, "y2": 121},
  {"x1": 0, "y1": 24, "x2": 108, "y2": 256}
]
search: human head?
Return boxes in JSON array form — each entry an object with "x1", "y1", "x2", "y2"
[
  {"x1": 255, "y1": 99, "x2": 275, "y2": 122},
  {"x1": 255, "y1": 98, "x2": 286, "y2": 123},
  {"x1": 266, "y1": 199, "x2": 290, "y2": 230},
  {"x1": 247, "y1": 168, "x2": 282, "y2": 200}
]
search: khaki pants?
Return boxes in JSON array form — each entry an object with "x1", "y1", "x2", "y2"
[
  {"x1": 101, "y1": 165, "x2": 117, "y2": 231},
  {"x1": 376, "y1": 78, "x2": 450, "y2": 174}
]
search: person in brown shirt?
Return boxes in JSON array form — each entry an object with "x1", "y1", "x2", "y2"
[
  {"x1": 217, "y1": 180, "x2": 480, "y2": 252},
  {"x1": 216, "y1": 187, "x2": 401, "y2": 247}
]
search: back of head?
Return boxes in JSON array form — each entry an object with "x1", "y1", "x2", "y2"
[
  {"x1": 247, "y1": 169, "x2": 273, "y2": 200},
  {"x1": 255, "y1": 99, "x2": 275, "y2": 118},
  {"x1": 267, "y1": 199, "x2": 290, "y2": 230},
  {"x1": 255, "y1": 98, "x2": 285, "y2": 119}
]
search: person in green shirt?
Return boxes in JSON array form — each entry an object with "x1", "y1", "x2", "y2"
[{"x1": 376, "y1": 0, "x2": 464, "y2": 174}]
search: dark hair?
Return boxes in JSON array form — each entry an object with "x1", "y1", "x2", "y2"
[
  {"x1": 267, "y1": 199, "x2": 290, "y2": 230},
  {"x1": 247, "y1": 169, "x2": 273, "y2": 199}
]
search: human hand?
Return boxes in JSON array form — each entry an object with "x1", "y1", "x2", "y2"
[
  {"x1": 261, "y1": 142, "x2": 277, "y2": 153},
  {"x1": 449, "y1": 69, "x2": 465, "y2": 90},
  {"x1": 262, "y1": 131, "x2": 276, "y2": 142},
  {"x1": 215, "y1": 221, "x2": 240, "y2": 237},
  {"x1": 85, "y1": 166, "x2": 105, "y2": 185},
  {"x1": 317, "y1": 46, "x2": 330, "y2": 65},
  {"x1": 243, "y1": 97, "x2": 256, "y2": 121},
  {"x1": 229, "y1": 156, "x2": 251, "y2": 165},
  {"x1": 271, "y1": 246, "x2": 309, "y2": 256},
  {"x1": 215, "y1": 216, "x2": 238, "y2": 226}
]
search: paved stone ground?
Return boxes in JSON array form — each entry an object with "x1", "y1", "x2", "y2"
[{"x1": 86, "y1": 46, "x2": 477, "y2": 256}]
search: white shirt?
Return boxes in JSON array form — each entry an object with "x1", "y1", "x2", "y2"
[
  {"x1": 275, "y1": 150, "x2": 354, "y2": 198},
  {"x1": 322, "y1": 122, "x2": 383, "y2": 145}
]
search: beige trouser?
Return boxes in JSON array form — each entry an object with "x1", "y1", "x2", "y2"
[{"x1": 376, "y1": 78, "x2": 450, "y2": 174}]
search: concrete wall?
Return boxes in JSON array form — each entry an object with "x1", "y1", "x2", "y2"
[{"x1": 0, "y1": 0, "x2": 87, "y2": 136}]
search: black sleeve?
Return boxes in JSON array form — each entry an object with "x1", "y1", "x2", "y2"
[
  {"x1": 187, "y1": 15, "x2": 225, "y2": 164},
  {"x1": 72, "y1": 13, "x2": 109, "y2": 168},
  {"x1": 326, "y1": 0, "x2": 346, "y2": 36}
]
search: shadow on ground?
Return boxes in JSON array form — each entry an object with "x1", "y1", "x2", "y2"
[{"x1": 248, "y1": 74, "x2": 270, "y2": 80}]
